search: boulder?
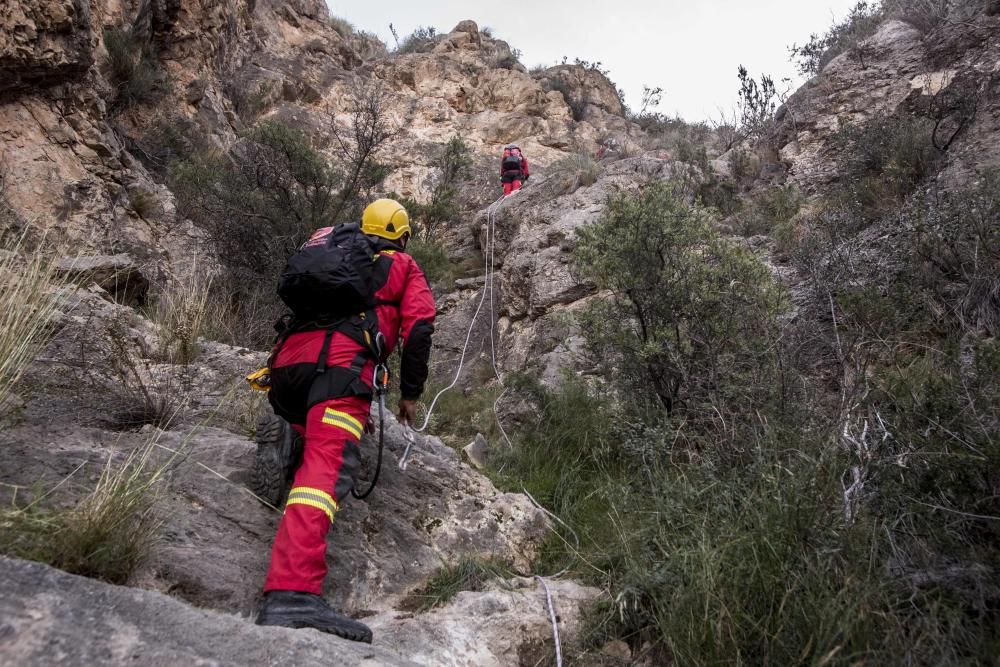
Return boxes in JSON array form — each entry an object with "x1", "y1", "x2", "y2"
[{"x1": 463, "y1": 433, "x2": 490, "y2": 469}]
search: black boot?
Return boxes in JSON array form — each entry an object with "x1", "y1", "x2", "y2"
[
  {"x1": 256, "y1": 591, "x2": 373, "y2": 644},
  {"x1": 249, "y1": 414, "x2": 303, "y2": 506}
]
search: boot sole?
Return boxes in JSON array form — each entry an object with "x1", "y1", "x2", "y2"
[
  {"x1": 249, "y1": 414, "x2": 302, "y2": 507},
  {"x1": 258, "y1": 611, "x2": 373, "y2": 643}
]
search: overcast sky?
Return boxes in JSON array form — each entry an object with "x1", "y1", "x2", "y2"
[{"x1": 327, "y1": 0, "x2": 862, "y2": 121}]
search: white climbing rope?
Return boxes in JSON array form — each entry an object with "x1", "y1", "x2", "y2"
[
  {"x1": 406, "y1": 171, "x2": 572, "y2": 667},
  {"x1": 411, "y1": 172, "x2": 561, "y2": 434},
  {"x1": 536, "y1": 575, "x2": 564, "y2": 667}
]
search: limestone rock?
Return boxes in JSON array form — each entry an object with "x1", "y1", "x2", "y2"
[
  {"x1": 463, "y1": 433, "x2": 490, "y2": 469},
  {"x1": 0, "y1": 555, "x2": 599, "y2": 666},
  {"x1": 0, "y1": 556, "x2": 415, "y2": 666},
  {"x1": 56, "y1": 254, "x2": 149, "y2": 306}
]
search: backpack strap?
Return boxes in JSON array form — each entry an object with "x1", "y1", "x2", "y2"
[{"x1": 315, "y1": 328, "x2": 336, "y2": 375}]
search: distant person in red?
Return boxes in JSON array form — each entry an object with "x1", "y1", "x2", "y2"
[{"x1": 500, "y1": 143, "x2": 529, "y2": 196}]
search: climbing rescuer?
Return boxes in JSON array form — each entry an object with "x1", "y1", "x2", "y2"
[
  {"x1": 255, "y1": 198, "x2": 436, "y2": 643},
  {"x1": 500, "y1": 143, "x2": 529, "y2": 196}
]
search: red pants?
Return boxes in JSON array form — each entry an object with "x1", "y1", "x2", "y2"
[
  {"x1": 503, "y1": 180, "x2": 522, "y2": 196},
  {"x1": 263, "y1": 395, "x2": 370, "y2": 594}
]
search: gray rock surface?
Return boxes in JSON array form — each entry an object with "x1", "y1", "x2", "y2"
[
  {"x1": 0, "y1": 556, "x2": 415, "y2": 666},
  {"x1": 0, "y1": 555, "x2": 599, "y2": 666}
]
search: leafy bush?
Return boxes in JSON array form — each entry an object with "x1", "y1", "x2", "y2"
[
  {"x1": 830, "y1": 114, "x2": 939, "y2": 219},
  {"x1": 406, "y1": 237, "x2": 455, "y2": 287},
  {"x1": 403, "y1": 135, "x2": 473, "y2": 243},
  {"x1": 734, "y1": 185, "x2": 803, "y2": 236},
  {"x1": 736, "y1": 66, "x2": 777, "y2": 143},
  {"x1": 172, "y1": 88, "x2": 394, "y2": 348},
  {"x1": 573, "y1": 182, "x2": 787, "y2": 437}
]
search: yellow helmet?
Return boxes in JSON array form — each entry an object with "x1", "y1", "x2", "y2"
[{"x1": 361, "y1": 198, "x2": 411, "y2": 241}]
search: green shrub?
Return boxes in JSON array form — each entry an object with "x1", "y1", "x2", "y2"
[
  {"x1": 403, "y1": 135, "x2": 473, "y2": 243},
  {"x1": 406, "y1": 237, "x2": 455, "y2": 287},
  {"x1": 573, "y1": 182, "x2": 787, "y2": 439},
  {"x1": 791, "y1": 2, "x2": 884, "y2": 75},
  {"x1": 830, "y1": 114, "x2": 939, "y2": 219},
  {"x1": 103, "y1": 28, "x2": 162, "y2": 112},
  {"x1": 172, "y1": 104, "x2": 393, "y2": 348},
  {"x1": 735, "y1": 185, "x2": 803, "y2": 236}
]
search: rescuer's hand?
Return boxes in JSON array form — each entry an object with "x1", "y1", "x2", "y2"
[{"x1": 398, "y1": 399, "x2": 418, "y2": 426}]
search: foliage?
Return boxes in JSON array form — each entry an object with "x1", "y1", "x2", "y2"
[
  {"x1": 544, "y1": 77, "x2": 588, "y2": 122},
  {"x1": 102, "y1": 28, "x2": 163, "y2": 113},
  {"x1": 405, "y1": 135, "x2": 473, "y2": 243},
  {"x1": 830, "y1": 114, "x2": 939, "y2": 219},
  {"x1": 395, "y1": 26, "x2": 439, "y2": 54},
  {"x1": 489, "y1": 176, "x2": 1000, "y2": 663},
  {"x1": 406, "y1": 238, "x2": 455, "y2": 287},
  {"x1": 172, "y1": 86, "x2": 394, "y2": 348},
  {"x1": 734, "y1": 184, "x2": 803, "y2": 236},
  {"x1": 150, "y1": 267, "x2": 214, "y2": 365},
  {"x1": 791, "y1": 2, "x2": 884, "y2": 75},
  {"x1": 400, "y1": 557, "x2": 511, "y2": 611},
  {"x1": 329, "y1": 16, "x2": 355, "y2": 38},
  {"x1": 736, "y1": 66, "x2": 777, "y2": 143},
  {"x1": 573, "y1": 182, "x2": 787, "y2": 430},
  {"x1": 0, "y1": 229, "x2": 65, "y2": 416},
  {"x1": 0, "y1": 432, "x2": 182, "y2": 585},
  {"x1": 552, "y1": 154, "x2": 602, "y2": 194}
]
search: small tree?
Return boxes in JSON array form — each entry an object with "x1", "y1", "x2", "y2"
[
  {"x1": 736, "y1": 66, "x2": 777, "y2": 143},
  {"x1": 573, "y1": 183, "x2": 787, "y2": 438}
]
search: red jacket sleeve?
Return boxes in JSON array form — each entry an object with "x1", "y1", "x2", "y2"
[
  {"x1": 521, "y1": 156, "x2": 530, "y2": 177},
  {"x1": 398, "y1": 254, "x2": 436, "y2": 400}
]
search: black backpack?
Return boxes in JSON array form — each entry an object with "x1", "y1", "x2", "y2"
[
  {"x1": 502, "y1": 149, "x2": 522, "y2": 171},
  {"x1": 277, "y1": 223, "x2": 377, "y2": 323}
]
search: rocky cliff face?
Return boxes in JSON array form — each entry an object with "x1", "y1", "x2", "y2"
[{"x1": 771, "y1": 14, "x2": 1000, "y2": 190}]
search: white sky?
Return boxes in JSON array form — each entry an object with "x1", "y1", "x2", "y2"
[{"x1": 327, "y1": 0, "x2": 862, "y2": 121}]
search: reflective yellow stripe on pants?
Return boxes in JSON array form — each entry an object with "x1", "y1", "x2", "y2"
[{"x1": 286, "y1": 486, "x2": 339, "y2": 522}]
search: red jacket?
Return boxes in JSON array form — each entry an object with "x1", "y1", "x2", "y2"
[{"x1": 269, "y1": 239, "x2": 436, "y2": 423}]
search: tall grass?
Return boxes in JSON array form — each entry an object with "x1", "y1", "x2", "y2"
[
  {"x1": 151, "y1": 266, "x2": 214, "y2": 364},
  {"x1": 0, "y1": 429, "x2": 182, "y2": 584},
  {"x1": 0, "y1": 231, "x2": 66, "y2": 413}
]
